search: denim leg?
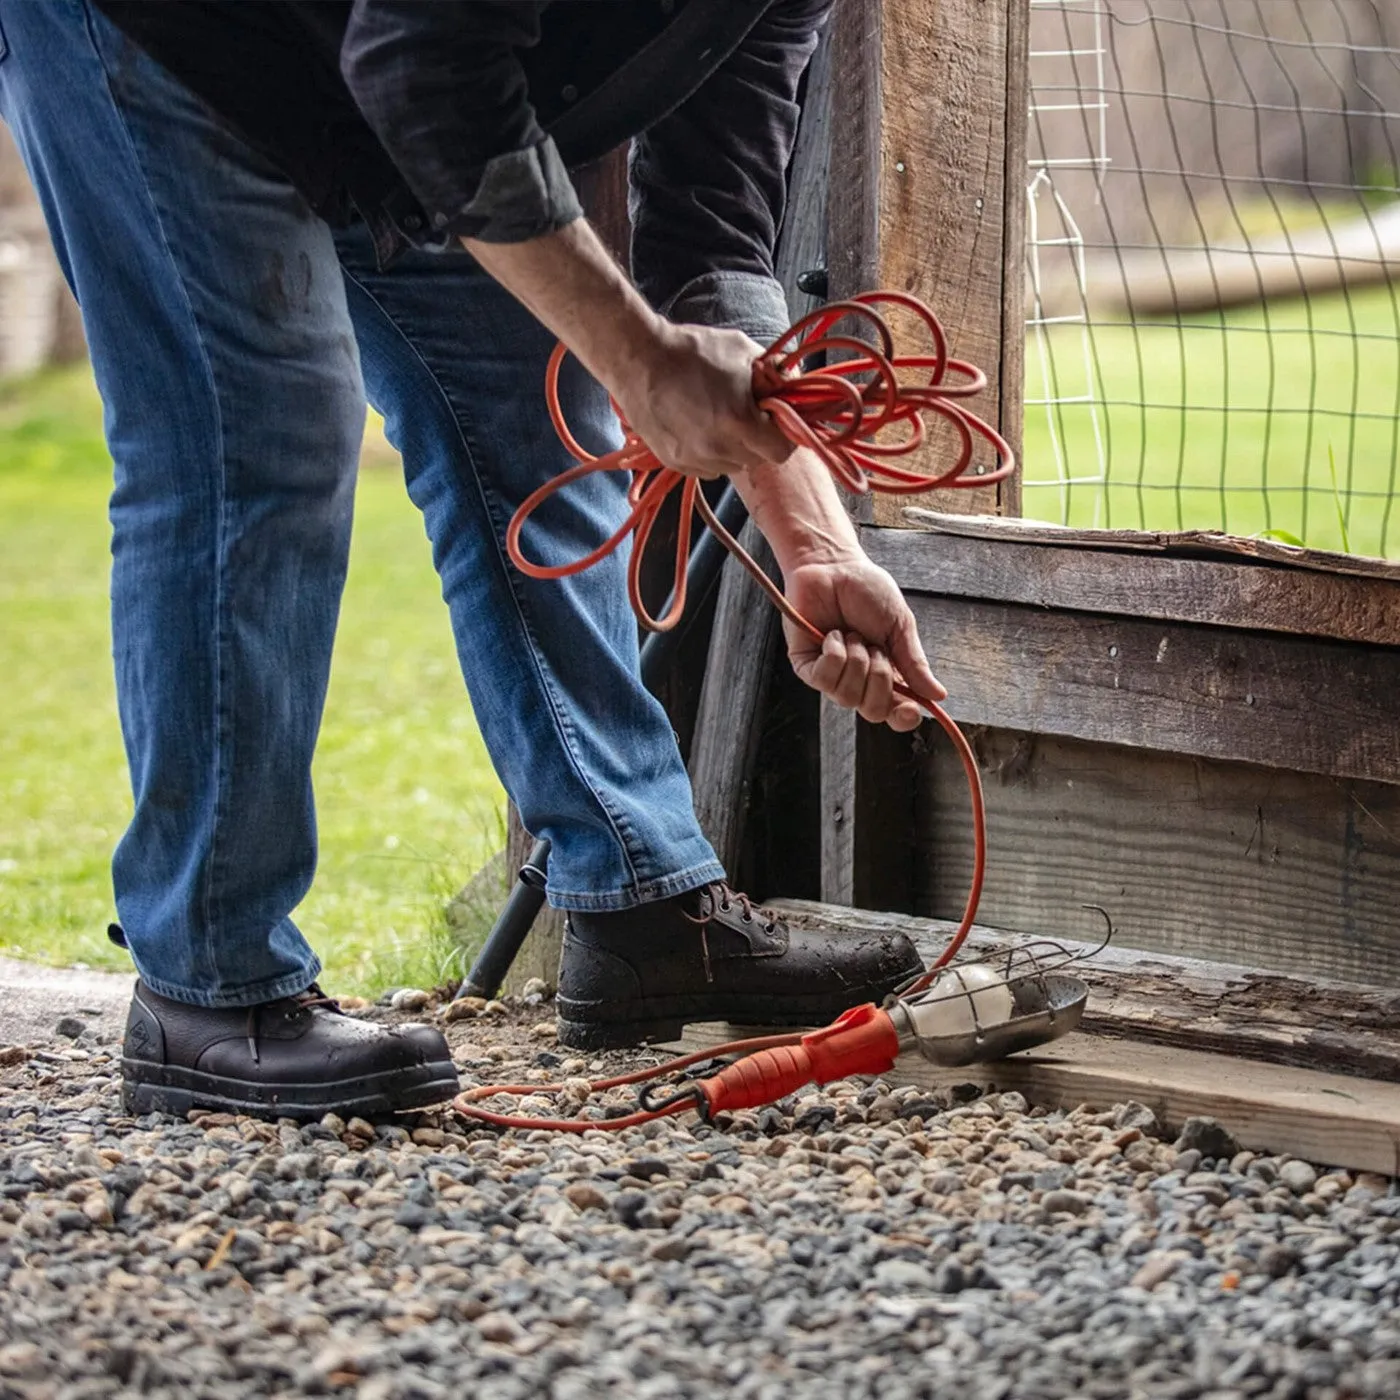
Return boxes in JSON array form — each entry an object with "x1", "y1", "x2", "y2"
[
  {"x1": 0, "y1": 1, "x2": 365, "y2": 1004},
  {"x1": 334, "y1": 228, "x2": 724, "y2": 910}
]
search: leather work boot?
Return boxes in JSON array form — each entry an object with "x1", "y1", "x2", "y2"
[
  {"x1": 555, "y1": 883, "x2": 923, "y2": 1050},
  {"x1": 121, "y1": 982, "x2": 460, "y2": 1122}
]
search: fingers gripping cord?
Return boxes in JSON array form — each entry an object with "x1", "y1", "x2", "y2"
[{"x1": 455, "y1": 293, "x2": 1012, "y2": 1133}]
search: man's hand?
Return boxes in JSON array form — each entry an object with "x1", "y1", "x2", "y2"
[
  {"x1": 782, "y1": 553, "x2": 947, "y2": 732},
  {"x1": 463, "y1": 222, "x2": 789, "y2": 478},
  {"x1": 612, "y1": 323, "x2": 791, "y2": 479}
]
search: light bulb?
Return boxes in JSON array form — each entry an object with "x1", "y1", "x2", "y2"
[{"x1": 906, "y1": 963, "x2": 1015, "y2": 1040}]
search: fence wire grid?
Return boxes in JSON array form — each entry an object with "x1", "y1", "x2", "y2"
[{"x1": 1025, "y1": 0, "x2": 1400, "y2": 559}]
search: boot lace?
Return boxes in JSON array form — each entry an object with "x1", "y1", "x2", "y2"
[
  {"x1": 245, "y1": 984, "x2": 341, "y2": 1065},
  {"x1": 681, "y1": 883, "x2": 779, "y2": 984}
]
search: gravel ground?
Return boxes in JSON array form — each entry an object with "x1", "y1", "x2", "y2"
[{"x1": 2, "y1": 991, "x2": 1399, "y2": 1400}]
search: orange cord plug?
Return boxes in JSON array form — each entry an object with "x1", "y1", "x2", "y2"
[{"x1": 697, "y1": 1003, "x2": 901, "y2": 1117}]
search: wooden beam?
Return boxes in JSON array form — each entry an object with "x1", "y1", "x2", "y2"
[
  {"x1": 866, "y1": 524, "x2": 1400, "y2": 648},
  {"x1": 818, "y1": 0, "x2": 1030, "y2": 901},
  {"x1": 829, "y1": 0, "x2": 1027, "y2": 523},
  {"x1": 819, "y1": 701, "x2": 858, "y2": 904},
  {"x1": 998, "y1": 0, "x2": 1030, "y2": 520},
  {"x1": 827, "y1": 0, "x2": 881, "y2": 302},
  {"x1": 769, "y1": 899, "x2": 1400, "y2": 1081},
  {"x1": 667, "y1": 1024, "x2": 1400, "y2": 1176},
  {"x1": 913, "y1": 727, "x2": 1400, "y2": 988},
  {"x1": 819, "y1": 703, "x2": 918, "y2": 909},
  {"x1": 906, "y1": 595, "x2": 1400, "y2": 783},
  {"x1": 690, "y1": 523, "x2": 784, "y2": 875},
  {"x1": 901, "y1": 508, "x2": 1400, "y2": 585}
]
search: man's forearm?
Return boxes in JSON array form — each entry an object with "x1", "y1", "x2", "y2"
[
  {"x1": 732, "y1": 448, "x2": 862, "y2": 571},
  {"x1": 464, "y1": 220, "x2": 793, "y2": 478},
  {"x1": 463, "y1": 220, "x2": 665, "y2": 394}
]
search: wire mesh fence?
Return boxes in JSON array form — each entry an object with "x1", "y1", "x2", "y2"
[{"x1": 1024, "y1": 0, "x2": 1400, "y2": 558}]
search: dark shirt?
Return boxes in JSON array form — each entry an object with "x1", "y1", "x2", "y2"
[{"x1": 95, "y1": 0, "x2": 831, "y2": 341}]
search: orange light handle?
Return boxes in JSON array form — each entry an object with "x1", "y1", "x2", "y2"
[{"x1": 697, "y1": 1003, "x2": 901, "y2": 1116}]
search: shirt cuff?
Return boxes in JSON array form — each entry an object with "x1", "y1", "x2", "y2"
[
  {"x1": 430, "y1": 136, "x2": 584, "y2": 244},
  {"x1": 659, "y1": 271, "x2": 791, "y2": 346}
]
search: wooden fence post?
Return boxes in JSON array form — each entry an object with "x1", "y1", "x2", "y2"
[{"x1": 820, "y1": 0, "x2": 1030, "y2": 908}]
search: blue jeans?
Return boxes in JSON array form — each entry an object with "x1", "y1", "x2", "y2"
[{"x1": 0, "y1": 0, "x2": 723, "y2": 1007}]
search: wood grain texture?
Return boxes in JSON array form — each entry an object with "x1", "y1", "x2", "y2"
[
  {"x1": 827, "y1": 0, "x2": 882, "y2": 301},
  {"x1": 997, "y1": 0, "x2": 1030, "y2": 520},
  {"x1": 869, "y1": 0, "x2": 1018, "y2": 522},
  {"x1": 687, "y1": 29, "x2": 832, "y2": 875},
  {"x1": 819, "y1": 701, "x2": 919, "y2": 909},
  {"x1": 902, "y1": 507, "x2": 1400, "y2": 583},
  {"x1": 914, "y1": 727, "x2": 1400, "y2": 986},
  {"x1": 906, "y1": 595, "x2": 1400, "y2": 783},
  {"x1": 865, "y1": 524, "x2": 1400, "y2": 646},
  {"x1": 689, "y1": 524, "x2": 784, "y2": 874},
  {"x1": 819, "y1": 701, "x2": 859, "y2": 905},
  {"x1": 770, "y1": 898, "x2": 1400, "y2": 1081},
  {"x1": 666, "y1": 1023, "x2": 1400, "y2": 1175}
]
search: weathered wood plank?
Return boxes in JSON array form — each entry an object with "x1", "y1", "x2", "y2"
[
  {"x1": 770, "y1": 898, "x2": 1400, "y2": 1081},
  {"x1": 690, "y1": 524, "x2": 784, "y2": 874},
  {"x1": 819, "y1": 0, "x2": 1028, "y2": 901},
  {"x1": 867, "y1": 0, "x2": 1019, "y2": 522},
  {"x1": 865, "y1": 524, "x2": 1400, "y2": 647},
  {"x1": 902, "y1": 508, "x2": 1400, "y2": 583},
  {"x1": 819, "y1": 701, "x2": 918, "y2": 910},
  {"x1": 819, "y1": 701, "x2": 858, "y2": 905},
  {"x1": 998, "y1": 0, "x2": 1030, "y2": 521},
  {"x1": 819, "y1": 3, "x2": 900, "y2": 898},
  {"x1": 666, "y1": 1024, "x2": 1400, "y2": 1176},
  {"x1": 914, "y1": 727, "x2": 1400, "y2": 986},
  {"x1": 906, "y1": 596, "x2": 1400, "y2": 783},
  {"x1": 827, "y1": 0, "x2": 881, "y2": 305}
]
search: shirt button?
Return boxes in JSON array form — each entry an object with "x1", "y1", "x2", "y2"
[
  {"x1": 401, "y1": 213, "x2": 423, "y2": 232},
  {"x1": 432, "y1": 212, "x2": 449, "y2": 231},
  {"x1": 561, "y1": 83, "x2": 578, "y2": 103}
]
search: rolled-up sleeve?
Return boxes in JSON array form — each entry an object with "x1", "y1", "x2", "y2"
[
  {"x1": 341, "y1": 0, "x2": 583, "y2": 243},
  {"x1": 629, "y1": 0, "x2": 832, "y2": 344}
]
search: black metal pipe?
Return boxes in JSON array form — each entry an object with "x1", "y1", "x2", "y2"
[{"x1": 455, "y1": 483, "x2": 748, "y2": 1000}]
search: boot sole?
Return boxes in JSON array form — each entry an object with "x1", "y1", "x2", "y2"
[{"x1": 121, "y1": 1057, "x2": 460, "y2": 1123}]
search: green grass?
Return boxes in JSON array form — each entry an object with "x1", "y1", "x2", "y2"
[
  {"x1": 0, "y1": 366, "x2": 505, "y2": 996},
  {"x1": 1023, "y1": 282, "x2": 1400, "y2": 558}
]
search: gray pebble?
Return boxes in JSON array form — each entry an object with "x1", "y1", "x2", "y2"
[
  {"x1": 1041, "y1": 1189, "x2": 1093, "y2": 1217},
  {"x1": 1174, "y1": 1116, "x2": 1242, "y2": 1160},
  {"x1": 3, "y1": 1000, "x2": 1398, "y2": 1400},
  {"x1": 1279, "y1": 1160, "x2": 1318, "y2": 1195}
]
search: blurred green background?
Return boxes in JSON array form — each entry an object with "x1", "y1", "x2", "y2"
[{"x1": 0, "y1": 367, "x2": 505, "y2": 995}]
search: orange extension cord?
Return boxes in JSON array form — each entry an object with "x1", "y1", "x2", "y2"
[{"x1": 454, "y1": 292, "x2": 1014, "y2": 1133}]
